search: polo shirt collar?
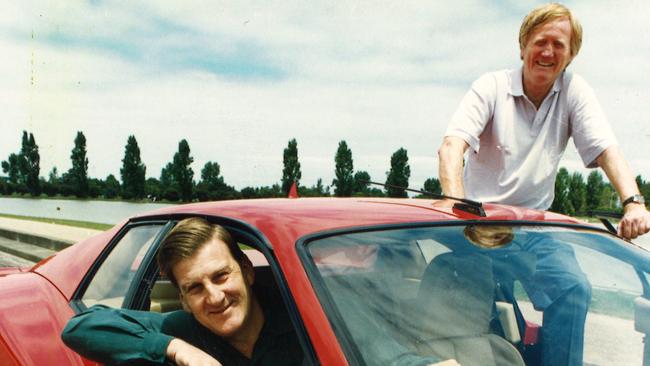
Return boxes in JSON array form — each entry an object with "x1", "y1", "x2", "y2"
[{"x1": 509, "y1": 66, "x2": 565, "y2": 97}]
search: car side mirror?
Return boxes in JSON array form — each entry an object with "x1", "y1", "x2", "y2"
[{"x1": 634, "y1": 297, "x2": 650, "y2": 366}]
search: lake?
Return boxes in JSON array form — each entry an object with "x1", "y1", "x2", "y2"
[{"x1": 0, "y1": 197, "x2": 175, "y2": 224}]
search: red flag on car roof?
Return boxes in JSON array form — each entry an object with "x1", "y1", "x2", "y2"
[{"x1": 288, "y1": 182, "x2": 298, "y2": 199}]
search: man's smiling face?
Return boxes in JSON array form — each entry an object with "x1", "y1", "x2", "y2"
[
  {"x1": 521, "y1": 17, "x2": 573, "y2": 93},
  {"x1": 174, "y1": 238, "x2": 257, "y2": 341}
]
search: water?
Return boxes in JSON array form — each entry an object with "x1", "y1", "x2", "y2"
[{"x1": 0, "y1": 197, "x2": 175, "y2": 224}]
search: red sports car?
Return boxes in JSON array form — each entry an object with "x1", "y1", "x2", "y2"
[{"x1": 1, "y1": 198, "x2": 649, "y2": 365}]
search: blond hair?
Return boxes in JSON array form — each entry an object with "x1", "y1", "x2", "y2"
[
  {"x1": 519, "y1": 3, "x2": 583, "y2": 58},
  {"x1": 464, "y1": 225, "x2": 514, "y2": 249}
]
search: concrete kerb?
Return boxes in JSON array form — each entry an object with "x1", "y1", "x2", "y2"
[{"x1": 0, "y1": 227, "x2": 73, "y2": 251}]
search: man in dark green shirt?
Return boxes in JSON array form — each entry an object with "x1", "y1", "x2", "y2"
[
  {"x1": 63, "y1": 217, "x2": 303, "y2": 365},
  {"x1": 63, "y1": 285, "x2": 302, "y2": 365}
]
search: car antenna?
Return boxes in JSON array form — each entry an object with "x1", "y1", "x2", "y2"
[
  {"x1": 362, "y1": 180, "x2": 486, "y2": 217},
  {"x1": 587, "y1": 210, "x2": 621, "y2": 235}
]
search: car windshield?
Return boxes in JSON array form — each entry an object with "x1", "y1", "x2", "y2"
[{"x1": 305, "y1": 224, "x2": 650, "y2": 366}]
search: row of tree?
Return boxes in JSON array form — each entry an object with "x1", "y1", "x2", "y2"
[
  {"x1": 550, "y1": 167, "x2": 645, "y2": 215},
  {"x1": 0, "y1": 132, "x2": 405, "y2": 202},
  {"x1": 2, "y1": 131, "x2": 649, "y2": 216}
]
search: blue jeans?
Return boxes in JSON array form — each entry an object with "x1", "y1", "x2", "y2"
[{"x1": 491, "y1": 234, "x2": 592, "y2": 366}]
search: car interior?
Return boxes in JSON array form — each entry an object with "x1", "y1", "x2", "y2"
[{"x1": 310, "y1": 231, "x2": 540, "y2": 366}]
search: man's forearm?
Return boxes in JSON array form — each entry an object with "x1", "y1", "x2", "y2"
[
  {"x1": 438, "y1": 136, "x2": 468, "y2": 198},
  {"x1": 596, "y1": 145, "x2": 650, "y2": 239},
  {"x1": 596, "y1": 146, "x2": 640, "y2": 202}
]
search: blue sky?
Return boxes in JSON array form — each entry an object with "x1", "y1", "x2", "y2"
[{"x1": 2, "y1": 1, "x2": 650, "y2": 190}]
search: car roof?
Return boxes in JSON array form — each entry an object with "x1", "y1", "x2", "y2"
[
  {"x1": 33, "y1": 197, "x2": 585, "y2": 301},
  {"x1": 132, "y1": 197, "x2": 582, "y2": 246}
]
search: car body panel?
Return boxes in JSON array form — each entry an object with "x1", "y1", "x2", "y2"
[{"x1": 0, "y1": 271, "x2": 93, "y2": 365}]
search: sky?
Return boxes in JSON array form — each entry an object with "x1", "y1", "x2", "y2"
[{"x1": 2, "y1": 1, "x2": 650, "y2": 191}]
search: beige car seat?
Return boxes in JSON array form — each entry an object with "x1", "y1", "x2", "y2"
[{"x1": 413, "y1": 252, "x2": 525, "y2": 366}]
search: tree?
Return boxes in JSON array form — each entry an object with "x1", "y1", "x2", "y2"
[
  {"x1": 385, "y1": 148, "x2": 410, "y2": 198},
  {"x1": 172, "y1": 139, "x2": 194, "y2": 202},
  {"x1": 586, "y1": 170, "x2": 604, "y2": 212},
  {"x1": 196, "y1": 161, "x2": 236, "y2": 201},
  {"x1": 599, "y1": 183, "x2": 616, "y2": 210},
  {"x1": 551, "y1": 167, "x2": 573, "y2": 215},
  {"x1": 281, "y1": 138, "x2": 301, "y2": 195},
  {"x1": 42, "y1": 167, "x2": 61, "y2": 196},
  {"x1": 58, "y1": 171, "x2": 76, "y2": 197},
  {"x1": 240, "y1": 184, "x2": 282, "y2": 199},
  {"x1": 69, "y1": 131, "x2": 89, "y2": 198},
  {"x1": 299, "y1": 178, "x2": 330, "y2": 197},
  {"x1": 415, "y1": 177, "x2": 442, "y2": 199},
  {"x1": 145, "y1": 177, "x2": 162, "y2": 201},
  {"x1": 1, "y1": 153, "x2": 21, "y2": 186},
  {"x1": 20, "y1": 131, "x2": 40, "y2": 196},
  {"x1": 332, "y1": 140, "x2": 354, "y2": 197},
  {"x1": 423, "y1": 178, "x2": 442, "y2": 195},
  {"x1": 120, "y1": 135, "x2": 146, "y2": 200},
  {"x1": 88, "y1": 178, "x2": 102, "y2": 198},
  {"x1": 0, "y1": 176, "x2": 8, "y2": 195},
  {"x1": 160, "y1": 162, "x2": 179, "y2": 201},
  {"x1": 637, "y1": 175, "x2": 650, "y2": 208},
  {"x1": 568, "y1": 172, "x2": 586, "y2": 215},
  {"x1": 352, "y1": 171, "x2": 371, "y2": 196},
  {"x1": 352, "y1": 171, "x2": 384, "y2": 197},
  {"x1": 2, "y1": 131, "x2": 41, "y2": 195},
  {"x1": 104, "y1": 174, "x2": 121, "y2": 199}
]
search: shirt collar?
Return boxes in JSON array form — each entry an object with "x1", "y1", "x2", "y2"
[{"x1": 509, "y1": 66, "x2": 565, "y2": 97}]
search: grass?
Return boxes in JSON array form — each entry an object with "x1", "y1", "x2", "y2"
[
  {"x1": 0, "y1": 193, "x2": 178, "y2": 204},
  {"x1": 0, "y1": 213, "x2": 113, "y2": 231}
]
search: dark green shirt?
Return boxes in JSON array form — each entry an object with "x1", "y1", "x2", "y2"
[{"x1": 62, "y1": 287, "x2": 303, "y2": 365}]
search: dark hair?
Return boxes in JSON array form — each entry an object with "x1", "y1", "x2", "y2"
[{"x1": 157, "y1": 217, "x2": 245, "y2": 287}]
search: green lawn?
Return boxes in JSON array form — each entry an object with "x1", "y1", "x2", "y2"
[{"x1": 0, "y1": 213, "x2": 113, "y2": 231}]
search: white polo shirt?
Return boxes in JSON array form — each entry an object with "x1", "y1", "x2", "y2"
[{"x1": 445, "y1": 67, "x2": 617, "y2": 210}]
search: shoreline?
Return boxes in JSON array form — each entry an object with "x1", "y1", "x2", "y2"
[{"x1": 0, "y1": 213, "x2": 112, "y2": 231}]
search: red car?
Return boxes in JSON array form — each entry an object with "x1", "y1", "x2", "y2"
[{"x1": 1, "y1": 198, "x2": 650, "y2": 365}]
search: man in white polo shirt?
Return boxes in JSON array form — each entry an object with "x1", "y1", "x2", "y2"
[
  {"x1": 437, "y1": 3, "x2": 650, "y2": 366},
  {"x1": 438, "y1": 3, "x2": 650, "y2": 239}
]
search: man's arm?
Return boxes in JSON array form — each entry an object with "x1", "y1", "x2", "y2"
[
  {"x1": 436, "y1": 136, "x2": 470, "y2": 206},
  {"x1": 61, "y1": 305, "x2": 221, "y2": 365},
  {"x1": 596, "y1": 146, "x2": 650, "y2": 239},
  {"x1": 61, "y1": 305, "x2": 172, "y2": 364}
]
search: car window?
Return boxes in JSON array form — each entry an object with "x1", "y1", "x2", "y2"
[
  {"x1": 304, "y1": 225, "x2": 650, "y2": 366},
  {"x1": 82, "y1": 224, "x2": 164, "y2": 308}
]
